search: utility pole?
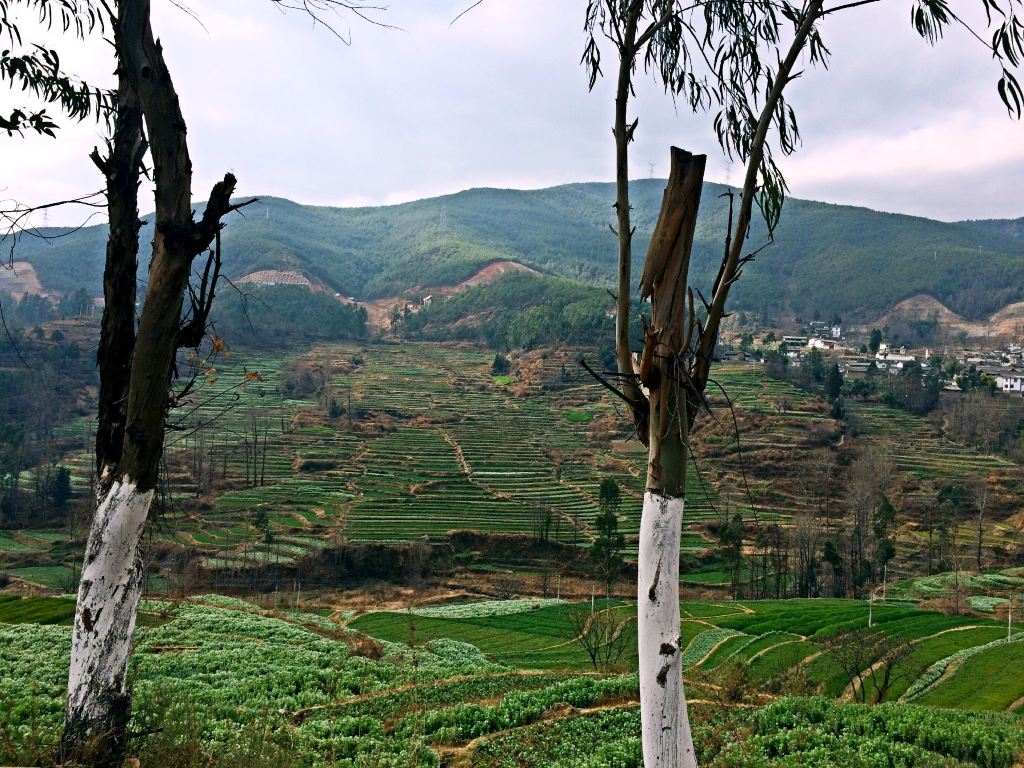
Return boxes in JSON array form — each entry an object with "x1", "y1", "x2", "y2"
[{"x1": 868, "y1": 584, "x2": 883, "y2": 628}]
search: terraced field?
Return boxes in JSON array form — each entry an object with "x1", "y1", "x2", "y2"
[
  {"x1": 4, "y1": 344, "x2": 725, "y2": 583},
  {"x1": 352, "y1": 594, "x2": 1024, "y2": 712},
  {"x1": 846, "y1": 399, "x2": 1023, "y2": 559},
  {"x1": 4, "y1": 346, "x2": 1022, "y2": 588},
  {"x1": 4, "y1": 595, "x2": 1022, "y2": 767}
]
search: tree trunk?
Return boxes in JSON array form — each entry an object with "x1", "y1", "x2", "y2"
[
  {"x1": 91, "y1": 68, "x2": 145, "y2": 485},
  {"x1": 977, "y1": 518, "x2": 983, "y2": 572},
  {"x1": 64, "y1": 1, "x2": 240, "y2": 762},
  {"x1": 63, "y1": 16, "x2": 146, "y2": 763},
  {"x1": 63, "y1": 480, "x2": 153, "y2": 765},
  {"x1": 636, "y1": 148, "x2": 705, "y2": 768},
  {"x1": 612, "y1": 5, "x2": 645, "y2": 430}
]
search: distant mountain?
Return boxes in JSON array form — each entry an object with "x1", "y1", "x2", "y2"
[
  {"x1": 9, "y1": 182, "x2": 1024, "y2": 322},
  {"x1": 960, "y1": 217, "x2": 1024, "y2": 242}
]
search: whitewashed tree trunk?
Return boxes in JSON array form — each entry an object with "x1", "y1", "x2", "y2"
[
  {"x1": 638, "y1": 492, "x2": 697, "y2": 768},
  {"x1": 64, "y1": 479, "x2": 154, "y2": 759}
]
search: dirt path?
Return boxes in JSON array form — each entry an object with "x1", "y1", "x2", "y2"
[
  {"x1": 746, "y1": 637, "x2": 807, "y2": 663},
  {"x1": 844, "y1": 624, "x2": 986, "y2": 702},
  {"x1": 434, "y1": 699, "x2": 641, "y2": 767},
  {"x1": 441, "y1": 429, "x2": 472, "y2": 476},
  {"x1": 797, "y1": 650, "x2": 824, "y2": 668},
  {"x1": 681, "y1": 602, "x2": 753, "y2": 620},
  {"x1": 290, "y1": 669, "x2": 566, "y2": 722},
  {"x1": 695, "y1": 633, "x2": 745, "y2": 667},
  {"x1": 435, "y1": 695, "x2": 760, "y2": 767}
]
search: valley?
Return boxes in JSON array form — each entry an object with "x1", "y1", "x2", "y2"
[
  {"x1": 3, "y1": 340, "x2": 1020, "y2": 597},
  {"x1": 4, "y1": 0, "x2": 1024, "y2": 764}
]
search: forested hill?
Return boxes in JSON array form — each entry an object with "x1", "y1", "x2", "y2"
[
  {"x1": 12, "y1": 181, "x2": 1024, "y2": 321},
  {"x1": 961, "y1": 216, "x2": 1024, "y2": 243}
]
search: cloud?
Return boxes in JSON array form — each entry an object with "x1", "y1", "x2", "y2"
[{"x1": 0, "y1": 0, "x2": 1021, "y2": 226}]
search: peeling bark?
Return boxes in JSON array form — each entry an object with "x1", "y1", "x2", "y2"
[
  {"x1": 638, "y1": 492, "x2": 695, "y2": 767},
  {"x1": 63, "y1": 479, "x2": 153, "y2": 765},
  {"x1": 636, "y1": 149, "x2": 704, "y2": 768},
  {"x1": 63, "y1": 1, "x2": 241, "y2": 762}
]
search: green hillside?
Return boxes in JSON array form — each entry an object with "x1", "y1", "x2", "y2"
[
  {"x1": 962, "y1": 216, "x2": 1024, "y2": 242},
  {"x1": 13, "y1": 182, "x2": 1024, "y2": 321}
]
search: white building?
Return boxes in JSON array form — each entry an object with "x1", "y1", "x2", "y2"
[
  {"x1": 809, "y1": 337, "x2": 843, "y2": 351},
  {"x1": 994, "y1": 368, "x2": 1024, "y2": 395}
]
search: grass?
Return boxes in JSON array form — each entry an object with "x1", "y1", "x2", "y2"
[
  {"x1": 352, "y1": 596, "x2": 1018, "y2": 711},
  {"x1": 351, "y1": 601, "x2": 637, "y2": 669},
  {"x1": 0, "y1": 595, "x2": 76, "y2": 624},
  {"x1": 563, "y1": 409, "x2": 593, "y2": 422},
  {"x1": 916, "y1": 639, "x2": 1024, "y2": 711},
  {"x1": 0, "y1": 596, "x2": 166, "y2": 627},
  {"x1": 3, "y1": 565, "x2": 75, "y2": 589},
  {"x1": 2, "y1": 595, "x2": 1024, "y2": 766}
]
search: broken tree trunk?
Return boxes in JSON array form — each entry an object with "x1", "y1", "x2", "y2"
[
  {"x1": 635, "y1": 147, "x2": 705, "y2": 768},
  {"x1": 64, "y1": 1, "x2": 241, "y2": 763},
  {"x1": 61, "y1": 18, "x2": 147, "y2": 765}
]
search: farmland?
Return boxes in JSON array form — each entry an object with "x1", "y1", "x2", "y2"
[
  {"x1": 350, "y1": 591, "x2": 1024, "y2": 711},
  {"x1": 1, "y1": 595, "x2": 1022, "y2": 767},
  {"x1": 3, "y1": 342, "x2": 1022, "y2": 591}
]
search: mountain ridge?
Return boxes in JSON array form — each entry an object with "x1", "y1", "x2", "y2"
[{"x1": 6, "y1": 180, "x2": 1024, "y2": 323}]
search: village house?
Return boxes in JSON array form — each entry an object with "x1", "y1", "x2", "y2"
[
  {"x1": 985, "y1": 366, "x2": 1024, "y2": 395},
  {"x1": 782, "y1": 335, "x2": 808, "y2": 352},
  {"x1": 808, "y1": 337, "x2": 843, "y2": 352}
]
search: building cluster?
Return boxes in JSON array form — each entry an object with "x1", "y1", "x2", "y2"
[
  {"x1": 957, "y1": 344, "x2": 1024, "y2": 395},
  {"x1": 724, "y1": 320, "x2": 1024, "y2": 397}
]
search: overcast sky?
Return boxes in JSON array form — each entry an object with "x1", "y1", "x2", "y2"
[{"x1": 2, "y1": 0, "x2": 1023, "y2": 226}]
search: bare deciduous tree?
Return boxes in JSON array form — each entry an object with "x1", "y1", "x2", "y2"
[
  {"x1": 972, "y1": 481, "x2": 992, "y2": 573},
  {"x1": 566, "y1": 606, "x2": 635, "y2": 670},
  {"x1": 822, "y1": 628, "x2": 915, "y2": 705}
]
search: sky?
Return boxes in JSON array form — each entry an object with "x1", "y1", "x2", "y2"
[{"x1": 2, "y1": 0, "x2": 1023, "y2": 226}]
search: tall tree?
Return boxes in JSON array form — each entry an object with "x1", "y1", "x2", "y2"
[
  {"x1": 825, "y1": 363, "x2": 843, "y2": 402},
  {"x1": 585, "y1": 2, "x2": 831, "y2": 761},
  {"x1": 59, "y1": 4, "x2": 384, "y2": 762},
  {"x1": 582, "y1": 1, "x2": 1024, "y2": 765},
  {"x1": 592, "y1": 478, "x2": 626, "y2": 596},
  {"x1": 61, "y1": 2, "x2": 246, "y2": 763}
]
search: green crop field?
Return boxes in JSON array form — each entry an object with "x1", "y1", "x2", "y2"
[
  {"x1": 352, "y1": 595, "x2": 1024, "y2": 714},
  {"x1": 5, "y1": 346, "x2": 1023, "y2": 592},
  {"x1": 2, "y1": 595, "x2": 1022, "y2": 767}
]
